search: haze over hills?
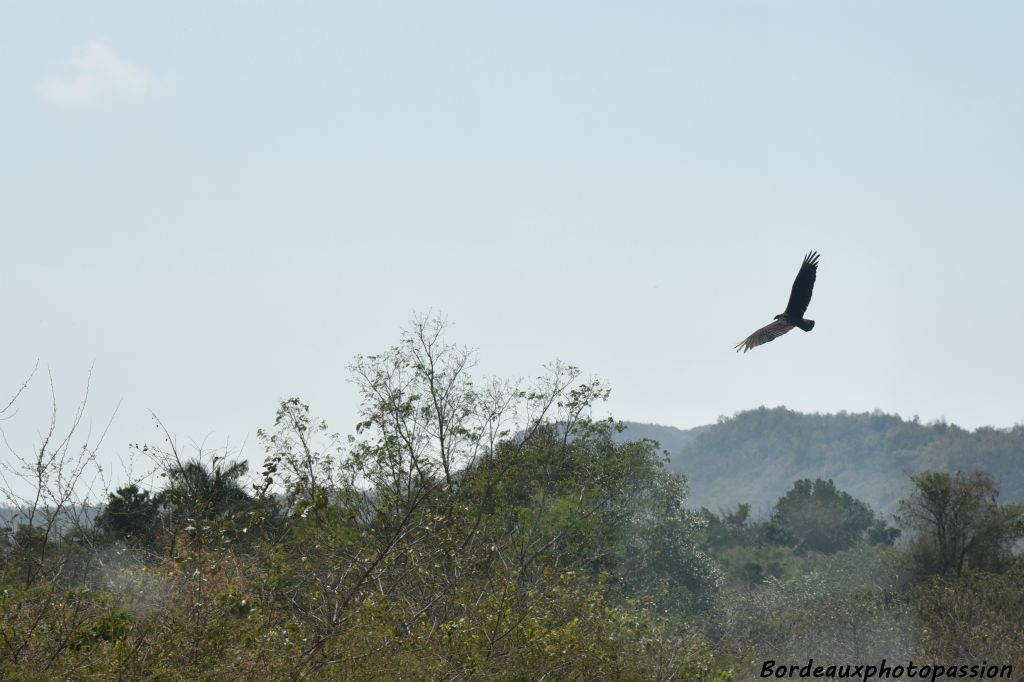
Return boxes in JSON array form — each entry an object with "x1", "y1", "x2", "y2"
[{"x1": 620, "y1": 406, "x2": 1024, "y2": 518}]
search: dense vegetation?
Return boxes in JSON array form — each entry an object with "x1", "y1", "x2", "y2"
[
  {"x1": 634, "y1": 407, "x2": 1024, "y2": 515},
  {"x1": 2, "y1": 319, "x2": 1023, "y2": 679}
]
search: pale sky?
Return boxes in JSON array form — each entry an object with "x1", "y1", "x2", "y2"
[{"x1": 2, "y1": 3, "x2": 1023, "y2": 494}]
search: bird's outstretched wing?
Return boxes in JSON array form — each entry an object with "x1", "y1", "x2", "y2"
[
  {"x1": 783, "y1": 251, "x2": 820, "y2": 318},
  {"x1": 734, "y1": 319, "x2": 795, "y2": 353}
]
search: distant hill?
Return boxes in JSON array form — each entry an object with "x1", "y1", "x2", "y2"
[
  {"x1": 620, "y1": 407, "x2": 1024, "y2": 518},
  {"x1": 610, "y1": 421, "x2": 711, "y2": 455}
]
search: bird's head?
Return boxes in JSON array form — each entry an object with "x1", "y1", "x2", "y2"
[{"x1": 773, "y1": 314, "x2": 784, "y2": 321}]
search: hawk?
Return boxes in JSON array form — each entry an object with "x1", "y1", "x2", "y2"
[{"x1": 735, "y1": 251, "x2": 820, "y2": 353}]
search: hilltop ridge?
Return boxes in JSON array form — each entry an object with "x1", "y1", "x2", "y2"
[{"x1": 620, "y1": 406, "x2": 1024, "y2": 516}]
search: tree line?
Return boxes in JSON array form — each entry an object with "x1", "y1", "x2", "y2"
[{"x1": 2, "y1": 318, "x2": 1023, "y2": 679}]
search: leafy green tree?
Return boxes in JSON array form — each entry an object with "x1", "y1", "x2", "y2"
[
  {"x1": 770, "y1": 478, "x2": 898, "y2": 553},
  {"x1": 3, "y1": 524, "x2": 48, "y2": 583},
  {"x1": 256, "y1": 397, "x2": 345, "y2": 521},
  {"x1": 462, "y1": 420, "x2": 719, "y2": 610},
  {"x1": 95, "y1": 484, "x2": 160, "y2": 547},
  {"x1": 896, "y1": 470, "x2": 1024, "y2": 575},
  {"x1": 243, "y1": 316, "x2": 728, "y2": 678},
  {"x1": 699, "y1": 503, "x2": 760, "y2": 552}
]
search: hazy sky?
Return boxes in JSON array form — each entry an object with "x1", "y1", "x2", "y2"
[{"x1": 2, "y1": 3, "x2": 1022, "y2": 489}]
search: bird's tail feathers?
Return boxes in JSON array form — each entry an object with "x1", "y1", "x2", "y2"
[{"x1": 797, "y1": 319, "x2": 815, "y2": 332}]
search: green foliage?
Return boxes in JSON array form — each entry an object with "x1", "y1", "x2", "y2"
[
  {"x1": 699, "y1": 481, "x2": 898, "y2": 587},
  {"x1": 646, "y1": 407, "x2": 1024, "y2": 515},
  {"x1": 913, "y1": 564, "x2": 1024, "y2": 665},
  {"x1": 95, "y1": 484, "x2": 160, "y2": 547},
  {"x1": 162, "y1": 457, "x2": 252, "y2": 520},
  {"x1": 4, "y1": 321, "x2": 1023, "y2": 679},
  {"x1": 770, "y1": 478, "x2": 899, "y2": 553},
  {"x1": 897, "y1": 470, "x2": 1024, "y2": 576},
  {"x1": 3, "y1": 523, "x2": 49, "y2": 582},
  {"x1": 712, "y1": 543, "x2": 805, "y2": 584}
]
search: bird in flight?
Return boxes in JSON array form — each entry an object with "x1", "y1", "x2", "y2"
[{"x1": 735, "y1": 251, "x2": 820, "y2": 353}]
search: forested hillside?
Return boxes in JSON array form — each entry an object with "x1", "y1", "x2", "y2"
[{"x1": 622, "y1": 407, "x2": 1024, "y2": 516}]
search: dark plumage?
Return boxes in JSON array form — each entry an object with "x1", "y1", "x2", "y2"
[{"x1": 735, "y1": 251, "x2": 820, "y2": 353}]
